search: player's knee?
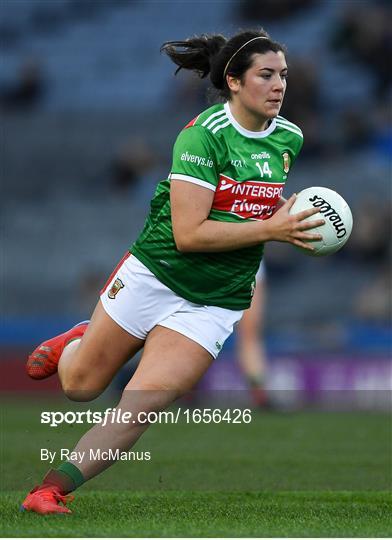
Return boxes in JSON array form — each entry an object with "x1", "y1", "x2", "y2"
[
  {"x1": 63, "y1": 386, "x2": 102, "y2": 402},
  {"x1": 62, "y1": 365, "x2": 105, "y2": 402},
  {"x1": 121, "y1": 381, "x2": 182, "y2": 415}
]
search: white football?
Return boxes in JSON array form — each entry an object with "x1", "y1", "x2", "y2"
[{"x1": 289, "y1": 187, "x2": 353, "y2": 256}]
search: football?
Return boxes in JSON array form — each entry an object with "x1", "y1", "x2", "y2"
[{"x1": 289, "y1": 186, "x2": 353, "y2": 256}]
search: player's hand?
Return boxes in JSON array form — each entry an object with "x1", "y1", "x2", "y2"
[{"x1": 265, "y1": 194, "x2": 325, "y2": 251}]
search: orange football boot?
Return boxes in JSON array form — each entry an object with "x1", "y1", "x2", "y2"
[
  {"x1": 26, "y1": 321, "x2": 89, "y2": 379},
  {"x1": 21, "y1": 485, "x2": 74, "y2": 514}
]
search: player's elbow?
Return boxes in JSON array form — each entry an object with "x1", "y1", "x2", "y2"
[
  {"x1": 173, "y1": 225, "x2": 201, "y2": 252},
  {"x1": 174, "y1": 233, "x2": 194, "y2": 253},
  {"x1": 172, "y1": 219, "x2": 207, "y2": 252}
]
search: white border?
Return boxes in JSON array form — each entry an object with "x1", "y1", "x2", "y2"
[{"x1": 170, "y1": 174, "x2": 216, "y2": 192}]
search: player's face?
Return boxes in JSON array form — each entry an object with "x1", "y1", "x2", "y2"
[{"x1": 234, "y1": 51, "x2": 287, "y2": 122}]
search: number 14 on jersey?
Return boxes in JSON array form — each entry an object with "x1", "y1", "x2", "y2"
[{"x1": 255, "y1": 161, "x2": 273, "y2": 178}]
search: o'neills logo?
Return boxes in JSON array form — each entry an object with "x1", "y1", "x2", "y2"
[
  {"x1": 212, "y1": 174, "x2": 284, "y2": 220},
  {"x1": 309, "y1": 195, "x2": 346, "y2": 238},
  {"x1": 108, "y1": 278, "x2": 124, "y2": 299}
]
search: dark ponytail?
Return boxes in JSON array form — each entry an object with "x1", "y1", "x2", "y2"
[
  {"x1": 161, "y1": 29, "x2": 286, "y2": 100},
  {"x1": 160, "y1": 34, "x2": 226, "y2": 79}
]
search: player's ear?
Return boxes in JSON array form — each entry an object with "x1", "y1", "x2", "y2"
[{"x1": 226, "y1": 75, "x2": 241, "y2": 94}]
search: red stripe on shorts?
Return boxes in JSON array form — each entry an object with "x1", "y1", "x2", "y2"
[{"x1": 100, "y1": 251, "x2": 131, "y2": 295}]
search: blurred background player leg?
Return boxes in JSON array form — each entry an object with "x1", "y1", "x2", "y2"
[{"x1": 236, "y1": 262, "x2": 270, "y2": 408}]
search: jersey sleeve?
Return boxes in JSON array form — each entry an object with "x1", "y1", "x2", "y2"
[
  {"x1": 292, "y1": 134, "x2": 304, "y2": 165},
  {"x1": 170, "y1": 126, "x2": 220, "y2": 192},
  {"x1": 289, "y1": 125, "x2": 304, "y2": 171}
]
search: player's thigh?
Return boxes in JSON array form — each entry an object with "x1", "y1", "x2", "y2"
[
  {"x1": 66, "y1": 300, "x2": 145, "y2": 389},
  {"x1": 122, "y1": 325, "x2": 213, "y2": 411}
]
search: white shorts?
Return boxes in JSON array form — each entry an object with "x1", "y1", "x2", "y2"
[{"x1": 100, "y1": 254, "x2": 243, "y2": 359}]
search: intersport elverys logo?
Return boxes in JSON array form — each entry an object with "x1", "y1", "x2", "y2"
[{"x1": 212, "y1": 174, "x2": 284, "y2": 220}]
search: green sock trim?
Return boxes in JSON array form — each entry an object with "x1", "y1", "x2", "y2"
[{"x1": 57, "y1": 462, "x2": 85, "y2": 490}]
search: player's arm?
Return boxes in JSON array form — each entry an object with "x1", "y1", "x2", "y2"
[
  {"x1": 170, "y1": 126, "x2": 322, "y2": 252},
  {"x1": 171, "y1": 182, "x2": 325, "y2": 252}
]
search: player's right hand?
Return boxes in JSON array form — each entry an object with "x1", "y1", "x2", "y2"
[{"x1": 265, "y1": 194, "x2": 325, "y2": 251}]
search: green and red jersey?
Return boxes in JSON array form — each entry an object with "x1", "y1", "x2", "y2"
[{"x1": 132, "y1": 102, "x2": 303, "y2": 309}]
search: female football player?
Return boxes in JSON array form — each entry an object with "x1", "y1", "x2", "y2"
[{"x1": 22, "y1": 28, "x2": 324, "y2": 513}]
